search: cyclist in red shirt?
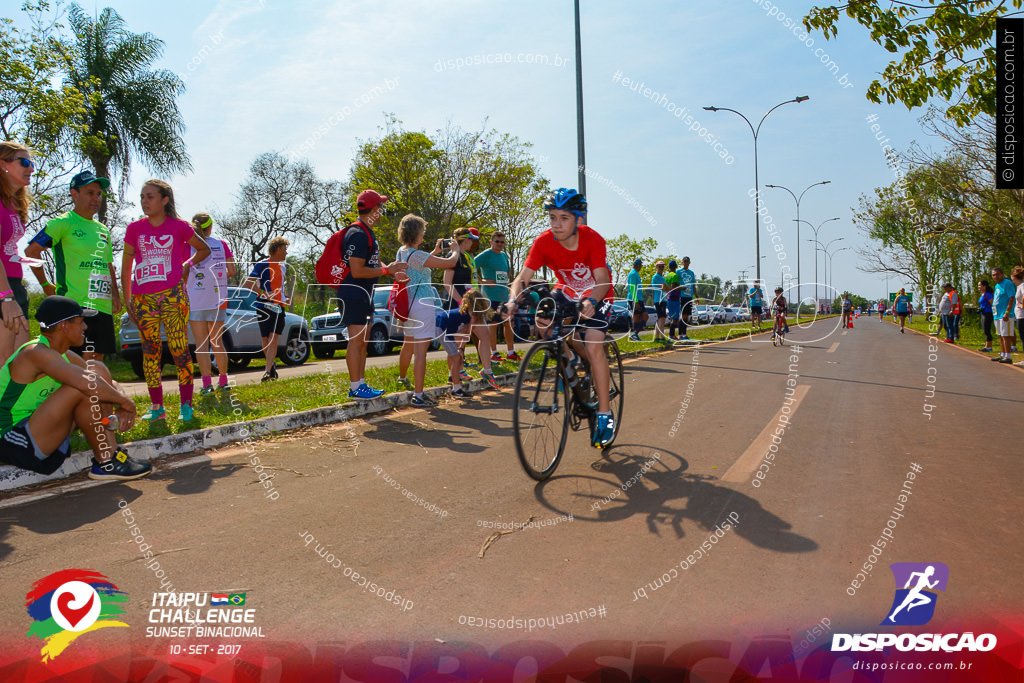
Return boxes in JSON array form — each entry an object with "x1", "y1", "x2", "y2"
[{"x1": 505, "y1": 188, "x2": 616, "y2": 448}]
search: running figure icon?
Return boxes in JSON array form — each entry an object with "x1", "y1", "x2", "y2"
[{"x1": 887, "y1": 565, "x2": 939, "y2": 623}]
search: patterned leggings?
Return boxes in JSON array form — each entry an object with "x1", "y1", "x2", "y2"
[{"x1": 133, "y1": 282, "x2": 192, "y2": 389}]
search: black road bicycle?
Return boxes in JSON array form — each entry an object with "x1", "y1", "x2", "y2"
[{"x1": 510, "y1": 296, "x2": 625, "y2": 481}]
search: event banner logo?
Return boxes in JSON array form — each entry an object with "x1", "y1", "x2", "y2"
[
  {"x1": 883, "y1": 562, "x2": 948, "y2": 626},
  {"x1": 24, "y1": 569, "x2": 130, "y2": 662},
  {"x1": 833, "y1": 562, "x2": 997, "y2": 653}
]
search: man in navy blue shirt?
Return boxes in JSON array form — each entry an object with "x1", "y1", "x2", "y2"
[{"x1": 337, "y1": 190, "x2": 408, "y2": 399}]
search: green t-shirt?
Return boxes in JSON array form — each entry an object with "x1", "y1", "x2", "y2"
[
  {"x1": 0, "y1": 336, "x2": 67, "y2": 435},
  {"x1": 40, "y1": 211, "x2": 114, "y2": 314},
  {"x1": 474, "y1": 248, "x2": 510, "y2": 302}
]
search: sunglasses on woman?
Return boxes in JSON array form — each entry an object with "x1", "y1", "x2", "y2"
[{"x1": 6, "y1": 157, "x2": 34, "y2": 169}]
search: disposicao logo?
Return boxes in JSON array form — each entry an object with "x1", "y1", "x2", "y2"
[
  {"x1": 832, "y1": 562, "x2": 997, "y2": 653},
  {"x1": 25, "y1": 569, "x2": 130, "y2": 662},
  {"x1": 883, "y1": 562, "x2": 948, "y2": 626}
]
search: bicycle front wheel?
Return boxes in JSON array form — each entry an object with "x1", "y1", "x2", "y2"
[{"x1": 513, "y1": 342, "x2": 570, "y2": 481}]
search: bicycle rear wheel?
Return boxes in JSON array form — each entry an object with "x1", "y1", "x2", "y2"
[{"x1": 513, "y1": 342, "x2": 570, "y2": 481}]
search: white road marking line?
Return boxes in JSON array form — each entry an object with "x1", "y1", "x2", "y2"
[
  {"x1": 827, "y1": 342, "x2": 840, "y2": 353},
  {"x1": 721, "y1": 385, "x2": 811, "y2": 483}
]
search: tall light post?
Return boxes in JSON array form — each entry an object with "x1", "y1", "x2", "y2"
[
  {"x1": 574, "y1": 0, "x2": 586, "y2": 195},
  {"x1": 826, "y1": 246, "x2": 851, "y2": 297},
  {"x1": 810, "y1": 237, "x2": 843, "y2": 310},
  {"x1": 703, "y1": 96, "x2": 809, "y2": 283},
  {"x1": 794, "y1": 217, "x2": 840, "y2": 308},
  {"x1": 765, "y1": 180, "x2": 830, "y2": 305}
]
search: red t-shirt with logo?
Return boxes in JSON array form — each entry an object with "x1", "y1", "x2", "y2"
[{"x1": 524, "y1": 225, "x2": 607, "y2": 300}]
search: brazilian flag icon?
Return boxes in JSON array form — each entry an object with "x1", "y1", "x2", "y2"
[{"x1": 228, "y1": 593, "x2": 246, "y2": 606}]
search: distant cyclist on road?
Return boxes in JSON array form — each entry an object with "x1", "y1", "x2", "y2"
[
  {"x1": 505, "y1": 188, "x2": 616, "y2": 448},
  {"x1": 771, "y1": 287, "x2": 788, "y2": 339}
]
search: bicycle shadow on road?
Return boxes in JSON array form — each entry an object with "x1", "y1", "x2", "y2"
[{"x1": 533, "y1": 443, "x2": 817, "y2": 555}]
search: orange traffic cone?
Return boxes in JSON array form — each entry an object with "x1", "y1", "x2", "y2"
[{"x1": 848, "y1": 316, "x2": 854, "y2": 328}]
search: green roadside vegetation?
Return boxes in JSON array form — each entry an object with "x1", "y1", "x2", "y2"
[{"x1": 897, "y1": 311, "x2": 1024, "y2": 364}]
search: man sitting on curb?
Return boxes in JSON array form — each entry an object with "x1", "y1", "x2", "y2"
[{"x1": 0, "y1": 296, "x2": 150, "y2": 480}]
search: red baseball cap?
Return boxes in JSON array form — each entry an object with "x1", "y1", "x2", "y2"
[
  {"x1": 356, "y1": 189, "x2": 388, "y2": 211},
  {"x1": 468, "y1": 227, "x2": 480, "y2": 240}
]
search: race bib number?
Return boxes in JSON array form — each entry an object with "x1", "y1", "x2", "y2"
[
  {"x1": 261, "y1": 302, "x2": 282, "y2": 314},
  {"x1": 135, "y1": 259, "x2": 168, "y2": 285},
  {"x1": 495, "y1": 271, "x2": 508, "y2": 284},
  {"x1": 88, "y1": 273, "x2": 113, "y2": 300}
]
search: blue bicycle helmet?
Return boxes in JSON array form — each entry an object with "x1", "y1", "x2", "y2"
[{"x1": 543, "y1": 188, "x2": 587, "y2": 217}]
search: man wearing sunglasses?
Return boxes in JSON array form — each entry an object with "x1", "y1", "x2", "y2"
[
  {"x1": 476, "y1": 231, "x2": 521, "y2": 361},
  {"x1": 25, "y1": 171, "x2": 122, "y2": 363}
]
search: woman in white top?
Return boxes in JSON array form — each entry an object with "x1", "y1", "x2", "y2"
[
  {"x1": 394, "y1": 214, "x2": 460, "y2": 406},
  {"x1": 186, "y1": 212, "x2": 236, "y2": 394}
]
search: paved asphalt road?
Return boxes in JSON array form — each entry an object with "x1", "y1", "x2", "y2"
[{"x1": 1, "y1": 317, "x2": 1021, "y2": 674}]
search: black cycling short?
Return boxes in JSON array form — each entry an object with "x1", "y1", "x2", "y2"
[
  {"x1": 255, "y1": 301, "x2": 286, "y2": 337},
  {"x1": 0, "y1": 418, "x2": 71, "y2": 475},
  {"x1": 70, "y1": 311, "x2": 116, "y2": 356},
  {"x1": 654, "y1": 301, "x2": 667, "y2": 318},
  {"x1": 337, "y1": 294, "x2": 373, "y2": 328},
  {"x1": 630, "y1": 299, "x2": 644, "y2": 315},
  {"x1": 750, "y1": 305, "x2": 763, "y2": 315},
  {"x1": 680, "y1": 298, "x2": 694, "y2": 317}
]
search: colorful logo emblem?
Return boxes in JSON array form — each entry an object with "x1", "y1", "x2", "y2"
[
  {"x1": 882, "y1": 562, "x2": 949, "y2": 626},
  {"x1": 25, "y1": 569, "x2": 130, "y2": 662}
]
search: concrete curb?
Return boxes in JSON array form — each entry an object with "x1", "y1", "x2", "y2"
[{"x1": 0, "y1": 324, "x2": 781, "y2": 493}]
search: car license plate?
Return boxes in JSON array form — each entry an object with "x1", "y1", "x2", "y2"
[{"x1": 322, "y1": 335, "x2": 337, "y2": 342}]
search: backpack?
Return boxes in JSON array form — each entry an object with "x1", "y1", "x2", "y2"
[
  {"x1": 316, "y1": 222, "x2": 372, "y2": 286},
  {"x1": 386, "y1": 249, "x2": 413, "y2": 322}
]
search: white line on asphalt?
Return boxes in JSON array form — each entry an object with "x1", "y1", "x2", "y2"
[
  {"x1": 827, "y1": 342, "x2": 839, "y2": 353},
  {"x1": 721, "y1": 385, "x2": 811, "y2": 483},
  {"x1": 841, "y1": 331, "x2": 848, "y2": 336}
]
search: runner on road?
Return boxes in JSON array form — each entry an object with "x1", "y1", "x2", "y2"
[
  {"x1": 841, "y1": 293, "x2": 853, "y2": 328},
  {"x1": 0, "y1": 296, "x2": 149, "y2": 480},
  {"x1": 893, "y1": 288, "x2": 911, "y2": 333}
]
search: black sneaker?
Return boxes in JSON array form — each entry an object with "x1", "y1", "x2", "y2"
[
  {"x1": 410, "y1": 394, "x2": 437, "y2": 408},
  {"x1": 89, "y1": 449, "x2": 153, "y2": 481},
  {"x1": 451, "y1": 387, "x2": 471, "y2": 398}
]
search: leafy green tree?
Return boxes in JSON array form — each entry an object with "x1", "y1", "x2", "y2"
[
  {"x1": 345, "y1": 115, "x2": 549, "y2": 270},
  {"x1": 61, "y1": 3, "x2": 190, "y2": 222},
  {"x1": 804, "y1": 1, "x2": 1019, "y2": 126},
  {"x1": 0, "y1": 1, "x2": 92, "y2": 229},
  {"x1": 605, "y1": 234, "x2": 657, "y2": 291}
]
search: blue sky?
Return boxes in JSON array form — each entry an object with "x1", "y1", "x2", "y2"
[{"x1": 30, "y1": 0, "x2": 946, "y2": 301}]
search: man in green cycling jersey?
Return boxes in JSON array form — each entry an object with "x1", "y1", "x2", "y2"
[{"x1": 505, "y1": 188, "x2": 616, "y2": 448}]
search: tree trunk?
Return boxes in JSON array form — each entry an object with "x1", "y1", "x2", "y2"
[{"x1": 91, "y1": 154, "x2": 112, "y2": 224}]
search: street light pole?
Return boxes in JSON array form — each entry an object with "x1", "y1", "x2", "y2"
[
  {"x1": 703, "y1": 96, "x2": 809, "y2": 283},
  {"x1": 794, "y1": 217, "x2": 840, "y2": 309},
  {"x1": 810, "y1": 237, "x2": 843, "y2": 311},
  {"x1": 574, "y1": 0, "x2": 586, "y2": 196},
  {"x1": 765, "y1": 181, "x2": 827, "y2": 309},
  {"x1": 826, "y1": 246, "x2": 851, "y2": 295}
]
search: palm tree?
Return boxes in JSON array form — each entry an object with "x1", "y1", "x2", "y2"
[{"x1": 62, "y1": 3, "x2": 191, "y2": 222}]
